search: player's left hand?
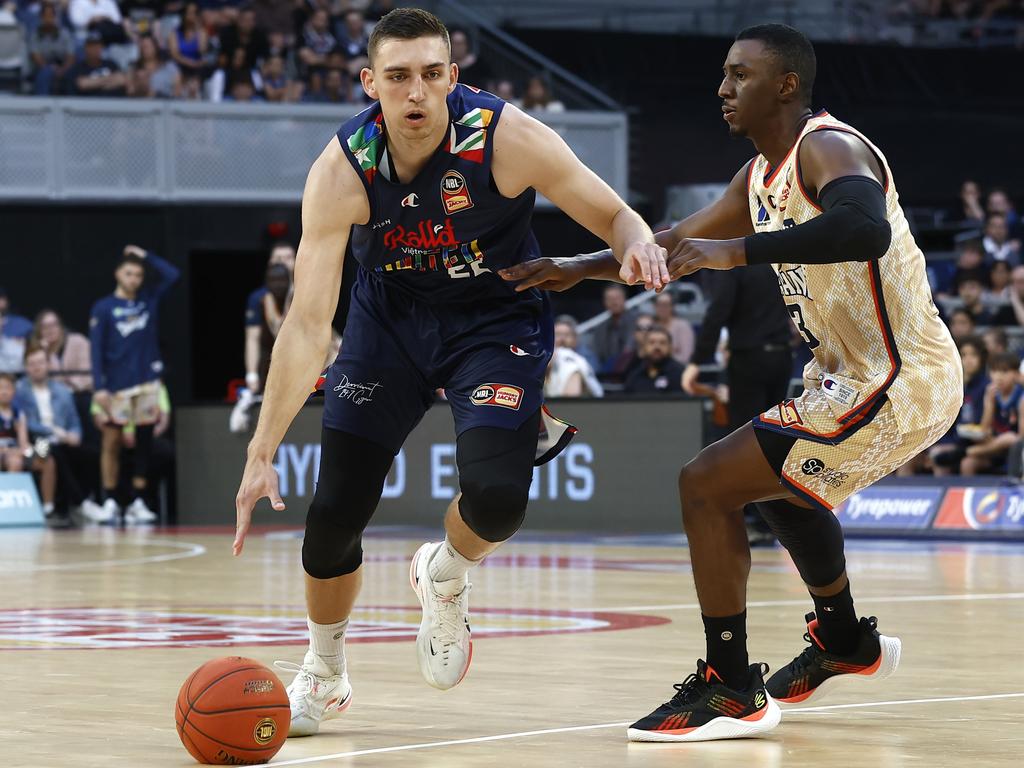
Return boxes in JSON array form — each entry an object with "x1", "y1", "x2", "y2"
[
  {"x1": 619, "y1": 241, "x2": 670, "y2": 292},
  {"x1": 668, "y1": 237, "x2": 746, "y2": 278},
  {"x1": 123, "y1": 244, "x2": 147, "y2": 259}
]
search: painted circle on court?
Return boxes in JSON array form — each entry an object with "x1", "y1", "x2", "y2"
[{"x1": 0, "y1": 606, "x2": 670, "y2": 650}]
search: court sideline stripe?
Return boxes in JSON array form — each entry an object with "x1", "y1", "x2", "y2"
[
  {"x1": 263, "y1": 691, "x2": 1024, "y2": 766},
  {"x1": 0, "y1": 540, "x2": 207, "y2": 573},
  {"x1": 592, "y1": 591, "x2": 1024, "y2": 612}
]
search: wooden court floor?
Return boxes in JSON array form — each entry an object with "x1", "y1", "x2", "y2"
[{"x1": 3, "y1": 525, "x2": 1023, "y2": 767}]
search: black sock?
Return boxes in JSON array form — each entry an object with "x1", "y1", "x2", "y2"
[
  {"x1": 702, "y1": 611, "x2": 749, "y2": 690},
  {"x1": 811, "y1": 582, "x2": 859, "y2": 655}
]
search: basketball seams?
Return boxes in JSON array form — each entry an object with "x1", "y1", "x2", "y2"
[
  {"x1": 189, "y1": 664, "x2": 264, "y2": 706},
  {"x1": 190, "y1": 703, "x2": 291, "y2": 716}
]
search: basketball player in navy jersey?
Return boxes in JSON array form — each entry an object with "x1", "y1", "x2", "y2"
[
  {"x1": 504, "y1": 25, "x2": 960, "y2": 742},
  {"x1": 233, "y1": 8, "x2": 668, "y2": 737}
]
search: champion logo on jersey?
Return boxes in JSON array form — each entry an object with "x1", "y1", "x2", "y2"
[
  {"x1": 509, "y1": 345, "x2": 529, "y2": 356},
  {"x1": 401, "y1": 193, "x2": 420, "y2": 208}
]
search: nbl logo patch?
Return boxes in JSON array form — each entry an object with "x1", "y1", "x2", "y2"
[
  {"x1": 440, "y1": 170, "x2": 474, "y2": 214},
  {"x1": 470, "y1": 383, "x2": 523, "y2": 410}
]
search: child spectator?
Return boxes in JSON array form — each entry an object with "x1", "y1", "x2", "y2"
[
  {"x1": 931, "y1": 336, "x2": 990, "y2": 475},
  {"x1": 948, "y1": 308, "x2": 976, "y2": 344},
  {"x1": 960, "y1": 352, "x2": 1024, "y2": 475}
]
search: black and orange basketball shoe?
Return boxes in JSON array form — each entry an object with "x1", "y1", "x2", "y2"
[
  {"x1": 766, "y1": 612, "x2": 902, "y2": 707},
  {"x1": 627, "y1": 660, "x2": 781, "y2": 742}
]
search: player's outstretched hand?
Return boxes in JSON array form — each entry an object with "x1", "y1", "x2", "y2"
[
  {"x1": 668, "y1": 237, "x2": 746, "y2": 278},
  {"x1": 499, "y1": 258, "x2": 588, "y2": 292},
  {"x1": 619, "y1": 242, "x2": 670, "y2": 292},
  {"x1": 233, "y1": 454, "x2": 286, "y2": 556}
]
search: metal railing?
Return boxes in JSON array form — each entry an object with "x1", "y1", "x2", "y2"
[{"x1": 0, "y1": 96, "x2": 627, "y2": 203}]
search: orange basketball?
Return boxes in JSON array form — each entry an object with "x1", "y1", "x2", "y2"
[{"x1": 175, "y1": 657, "x2": 290, "y2": 765}]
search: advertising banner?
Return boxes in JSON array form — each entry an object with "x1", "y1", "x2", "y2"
[
  {"x1": 0, "y1": 472, "x2": 44, "y2": 527},
  {"x1": 933, "y1": 487, "x2": 1024, "y2": 532},
  {"x1": 833, "y1": 486, "x2": 943, "y2": 531}
]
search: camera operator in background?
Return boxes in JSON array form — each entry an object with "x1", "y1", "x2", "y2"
[{"x1": 244, "y1": 243, "x2": 295, "y2": 394}]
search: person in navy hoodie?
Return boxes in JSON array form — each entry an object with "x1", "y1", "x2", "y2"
[{"x1": 89, "y1": 244, "x2": 179, "y2": 524}]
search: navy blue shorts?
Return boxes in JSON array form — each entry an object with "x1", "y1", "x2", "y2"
[{"x1": 323, "y1": 271, "x2": 553, "y2": 454}]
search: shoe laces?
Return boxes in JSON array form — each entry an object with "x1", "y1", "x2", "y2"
[
  {"x1": 273, "y1": 660, "x2": 320, "y2": 699},
  {"x1": 430, "y1": 582, "x2": 471, "y2": 650},
  {"x1": 787, "y1": 630, "x2": 824, "y2": 675},
  {"x1": 668, "y1": 672, "x2": 710, "y2": 707}
]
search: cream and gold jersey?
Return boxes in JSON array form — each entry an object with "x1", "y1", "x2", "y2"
[{"x1": 746, "y1": 111, "x2": 961, "y2": 436}]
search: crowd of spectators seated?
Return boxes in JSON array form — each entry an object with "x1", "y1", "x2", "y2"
[
  {"x1": 1, "y1": 1, "x2": 566, "y2": 108},
  {"x1": 890, "y1": 0, "x2": 1024, "y2": 47}
]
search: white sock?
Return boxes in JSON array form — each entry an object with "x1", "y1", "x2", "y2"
[
  {"x1": 428, "y1": 536, "x2": 481, "y2": 582},
  {"x1": 42, "y1": 502, "x2": 54, "y2": 515},
  {"x1": 307, "y1": 617, "x2": 348, "y2": 674}
]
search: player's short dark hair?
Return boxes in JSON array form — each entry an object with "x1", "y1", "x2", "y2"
[
  {"x1": 949, "y1": 307, "x2": 973, "y2": 323},
  {"x1": 118, "y1": 253, "x2": 145, "y2": 269},
  {"x1": 0, "y1": 371, "x2": 15, "y2": 385},
  {"x1": 368, "y1": 8, "x2": 450, "y2": 67},
  {"x1": 736, "y1": 23, "x2": 816, "y2": 106},
  {"x1": 989, "y1": 351, "x2": 1019, "y2": 372}
]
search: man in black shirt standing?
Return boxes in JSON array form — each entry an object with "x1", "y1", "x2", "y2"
[{"x1": 682, "y1": 265, "x2": 793, "y2": 429}]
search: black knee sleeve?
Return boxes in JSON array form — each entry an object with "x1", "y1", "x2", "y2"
[
  {"x1": 456, "y1": 411, "x2": 540, "y2": 543},
  {"x1": 301, "y1": 428, "x2": 395, "y2": 579},
  {"x1": 757, "y1": 499, "x2": 847, "y2": 587}
]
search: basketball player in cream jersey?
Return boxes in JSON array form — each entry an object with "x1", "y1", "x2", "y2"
[{"x1": 501, "y1": 24, "x2": 962, "y2": 743}]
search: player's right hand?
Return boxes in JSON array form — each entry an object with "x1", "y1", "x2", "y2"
[
  {"x1": 681, "y1": 363, "x2": 701, "y2": 395},
  {"x1": 499, "y1": 257, "x2": 587, "y2": 292},
  {"x1": 233, "y1": 453, "x2": 286, "y2": 557}
]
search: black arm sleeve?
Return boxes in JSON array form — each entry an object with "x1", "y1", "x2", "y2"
[{"x1": 744, "y1": 175, "x2": 892, "y2": 266}]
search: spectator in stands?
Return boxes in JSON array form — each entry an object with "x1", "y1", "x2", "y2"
[
  {"x1": 957, "y1": 274, "x2": 994, "y2": 325},
  {"x1": 606, "y1": 311, "x2": 655, "y2": 382},
  {"x1": 0, "y1": 373, "x2": 30, "y2": 475},
  {"x1": 944, "y1": 240, "x2": 988, "y2": 298},
  {"x1": 958, "y1": 179, "x2": 986, "y2": 223},
  {"x1": 260, "y1": 54, "x2": 301, "y2": 102},
  {"x1": 334, "y1": 9, "x2": 369, "y2": 75},
  {"x1": 983, "y1": 212, "x2": 1021, "y2": 264},
  {"x1": 948, "y1": 307, "x2": 977, "y2": 344},
  {"x1": 69, "y1": 0, "x2": 129, "y2": 44},
  {"x1": 983, "y1": 326, "x2": 1010, "y2": 356},
  {"x1": 90, "y1": 245, "x2": 179, "y2": 524},
  {"x1": 68, "y1": 31, "x2": 127, "y2": 96},
  {"x1": 30, "y1": 309, "x2": 92, "y2": 394},
  {"x1": 244, "y1": 242, "x2": 295, "y2": 393},
  {"x1": 960, "y1": 351, "x2": 1024, "y2": 475},
  {"x1": 120, "y1": 0, "x2": 167, "y2": 38},
  {"x1": 545, "y1": 316, "x2": 603, "y2": 398},
  {"x1": 0, "y1": 314, "x2": 26, "y2": 375},
  {"x1": 591, "y1": 284, "x2": 636, "y2": 373},
  {"x1": 219, "y1": 5, "x2": 269, "y2": 72},
  {"x1": 29, "y1": 2, "x2": 76, "y2": 95},
  {"x1": 168, "y1": 2, "x2": 209, "y2": 90},
  {"x1": 16, "y1": 346, "x2": 88, "y2": 523},
  {"x1": 225, "y1": 65, "x2": 260, "y2": 101},
  {"x1": 624, "y1": 326, "x2": 685, "y2": 395},
  {"x1": 253, "y1": 0, "x2": 295, "y2": 47},
  {"x1": 0, "y1": 287, "x2": 32, "y2": 340},
  {"x1": 930, "y1": 336, "x2": 990, "y2": 476},
  {"x1": 995, "y1": 264, "x2": 1024, "y2": 325},
  {"x1": 653, "y1": 292, "x2": 695, "y2": 363},
  {"x1": 522, "y1": 75, "x2": 565, "y2": 112},
  {"x1": 303, "y1": 65, "x2": 349, "y2": 103},
  {"x1": 449, "y1": 28, "x2": 491, "y2": 90},
  {"x1": 987, "y1": 187, "x2": 1021, "y2": 236},
  {"x1": 988, "y1": 259, "x2": 1012, "y2": 300},
  {"x1": 131, "y1": 34, "x2": 182, "y2": 98},
  {"x1": 298, "y1": 9, "x2": 336, "y2": 74},
  {"x1": 493, "y1": 79, "x2": 519, "y2": 106}
]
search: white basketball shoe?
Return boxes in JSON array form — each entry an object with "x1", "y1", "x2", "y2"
[
  {"x1": 125, "y1": 497, "x2": 158, "y2": 524},
  {"x1": 410, "y1": 542, "x2": 473, "y2": 690},
  {"x1": 274, "y1": 651, "x2": 353, "y2": 737}
]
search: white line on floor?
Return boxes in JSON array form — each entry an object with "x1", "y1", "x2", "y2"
[
  {"x1": 0, "y1": 540, "x2": 207, "y2": 573},
  {"x1": 264, "y1": 691, "x2": 1024, "y2": 766},
  {"x1": 593, "y1": 591, "x2": 1024, "y2": 613}
]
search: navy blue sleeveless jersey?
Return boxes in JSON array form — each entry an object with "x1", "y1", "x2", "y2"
[
  {"x1": 323, "y1": 85, "x2": 554, "y2": 453},
  {"x1": 337, "y1": 84, "x2": 539, "y2": 304}
]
